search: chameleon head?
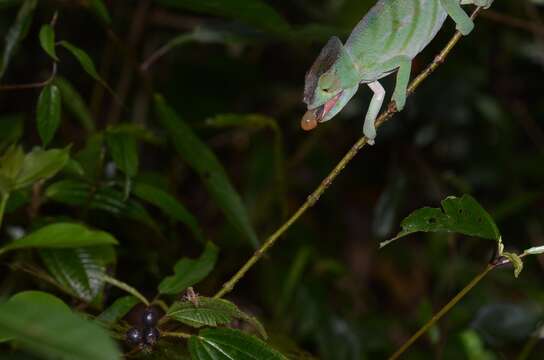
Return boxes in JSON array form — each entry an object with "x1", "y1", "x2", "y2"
[{"x1": 302, "y1": 36, "x2": 360, "y2": 131}]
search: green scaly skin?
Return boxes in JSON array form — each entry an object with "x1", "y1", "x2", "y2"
[{"x1": 302, "y1": 0, "x2": 493, "y2": 144}]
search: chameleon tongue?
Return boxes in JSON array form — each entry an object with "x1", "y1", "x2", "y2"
[
  {"x1": 322, "y1": 91, "x2": 342, "y2": 120},
  {"x1": 301, "y1": 110, "x2": 318, "y2": 131}
]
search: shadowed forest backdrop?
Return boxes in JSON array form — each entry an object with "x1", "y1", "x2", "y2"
[{"x1": 1, "y1": 0, "x2": 544, "y2": 359}]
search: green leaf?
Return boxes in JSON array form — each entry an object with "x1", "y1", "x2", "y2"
[
  {"x1": 155, "y1": 95, "x2": 259, "y2": 247},
  {"x1": 0, "y1": 113, "x2": 24, "y2": 150},
  {"x1": 0, "y1": 0, "x2": 37, "y2": 79},
  {"x1": 381, "y1": 195, "x2": 501, "y2": 248},
  {"x1": 36, "y1": 84, "x2": 62, "y2": 147},
  {"x1": 59, "y1": 41, "x2": 111, "y2": 93},
  {"x1": 0, "y1": 291, "x2": 120, "y2": 359},
  {"x1": 40, "y1": 246, "x2": 115, "y2": 303},
  {"x1": 14, "y1": 147, "x2": 69, "y2": 190},
  {"x1": 0, "y1": 223, "x2": 118, "y2": 255},
  {"x1": 88, "y1": 0, "x2": 111, "y2": 24},
  {"x1": 188, "y1": 328, "x2": 286, "y2": 360},
  {"x1": 96, "y1": 295, "x2": 139, "y2": 326},
  {"x1": 156, "y1": 0, "x2": 290, "y2": 34},
  {"x1": 133, "y1": 181, "x2": 204, "y2": 243},
  {"x1": 54, "y1": 77, "x2": 95, "y2": 133},
  {"x1": 38, "y1": 24, "x2": 58, "y2": 61},
  {"x1": 502, "y1": 252, "x2": 523, "y2": 278},
  {"x1": 105, "y1": 131, "x2": 138, "y2": 177},
  {"x1": 167, "y1": 297, "x2": 266, "y2": 338},
  {"x1": 158, "y1": 241, "x2": 218, "y2": 294},
  {"x1": 0, "y1": 145, "x2": 24, "y2": 192},
  {"x1": 45, "y1": 179, "x2": 158, "y2": 228}
]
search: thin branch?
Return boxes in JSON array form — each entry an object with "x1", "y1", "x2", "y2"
[
  {"x1": 388, "y1": 264, "x2": 495, "y2": 360},
  {"x1": 214, "y1": 8, "x2": 483, "y2": 299},
  {"x1": 102, "y1": 274, "x2": 150, "y2": 306},
  {"x1": 161, "y1": 331, "x2": 192, "y2": 339},
  {"x1": 0, "y1": 63, "x2": 57, "y2": 91}
]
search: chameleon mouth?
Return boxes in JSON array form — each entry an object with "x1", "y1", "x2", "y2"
[
  {"x1": 317, "y1": 91, "x2": 343, "y2": 122},
  {"x1": 301, "y1": 91, "x2": 343, "y2": 131}
]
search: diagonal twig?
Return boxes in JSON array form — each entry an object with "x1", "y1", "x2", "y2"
[{"x1": 214, "y1": 8, "x2": 483, "y2": 299}]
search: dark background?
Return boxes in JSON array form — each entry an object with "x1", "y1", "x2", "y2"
[{"x1": 1, "y1": 0, "x2": 544, "y2": 359}]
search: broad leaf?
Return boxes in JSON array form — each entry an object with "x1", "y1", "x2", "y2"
[
  {"x1": 155, "y1": 96, "x2": 259, "y2": 247},
  {"x1": 0, "y1": 223, "x2": 117, "y2": 255},
  {"x1": 40, "y1": 246, "x2": 115, "y2": 302},
  {"x1": 156, "y1": 0, "x2": 290, "y2": 34},
  {"x1": 36, "y1": 84, "x2": 62, "y2": 146},
  {"x1": 14, "y1": 147, "x2": 69, "y2": 190},
  {"x1": 0, "y1": 0, "x2": 37, "y2": 79},
  {"x1": 381, "y1": 195, "x2": 501, "y2": 248},
  {"x1": 105, "y1": 131, "x2": 138, "y2": 177},
  {"x1": 54, "y1": 77, "x2": 95, "y2": 133},
  {"x1": 188, "y1": 328, "x2": 286, "y2": 360},
  {"x1": 0, "y1": 145, "x2": 24, "y2": 193},
  {"x1": 158, "y1": 241, "x2": 218, "y2": 294},
  {"x1": 133, "y1": 181, "x2": 204, "y2": 242},
  {"x1": 0, "y1": 291, "x2": 69, "y2": 341},
  {"x1": 168, "y1": 297, "x2": 266, "y2": 338},
  {"x1": 38, "y1": 24, "x2": 58, "y2": 61},
  {"x1": 96, "y1": 295, "x2": 139, "y2": 326},
  {"x1": 45, "y1": 179, "x2": 157, "y2": 228},
  {"x1": 0, "y1": 291, "x2": 120, "y2": 359}
]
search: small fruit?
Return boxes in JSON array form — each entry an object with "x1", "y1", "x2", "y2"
[
  {"x1": 142, "y1": 307, "x2": 160, "y2": 327},
  {"x1": 125, "y1": 327, "x2": 143, "y2": 346},
  {"x1": 144, "y1": 327, "x2": 160, "y2": 346}
]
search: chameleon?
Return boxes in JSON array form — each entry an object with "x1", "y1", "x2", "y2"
[{"x1": 301, "y1": 0, "x2": 493, "y2": 144}]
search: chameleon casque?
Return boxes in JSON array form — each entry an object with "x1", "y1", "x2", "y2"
[{"x1": 302, "y1": 0, "x2": 493, "y2": 144}]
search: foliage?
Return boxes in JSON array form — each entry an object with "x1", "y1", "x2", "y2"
[{"x1": 0, "y1": 0, "x2": 543, "y2": 359}]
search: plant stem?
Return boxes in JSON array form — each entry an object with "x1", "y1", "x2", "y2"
[
  {"x1": 214, "y1": 8, "x2": 483, "y2": 299},
  {"x1": 161, "y1": 331, "x2": 191, "y2": 339},
  {"x1": 102, "y1": 274, "x2": 150, "y2": 306},
  {"x1": 0, "y1": 193, "x2": 10, "y2": 231},
  {"x1": 388, "y1": 264, "x2": 495, "y2": 360}
]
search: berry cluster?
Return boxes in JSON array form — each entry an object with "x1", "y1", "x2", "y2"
[{"x1": 125, "y1": 307, "x2": 161, "y2": 349}]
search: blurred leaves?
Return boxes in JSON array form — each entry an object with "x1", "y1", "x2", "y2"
[
  {"x1": 382, "y1": 195, "x2": 501, "y2": 248},
  {"x1": 0, "y1": 146, "x2": 68, "y2": 195},
  {"x1": 0, "y1": 222, "x2": 117, "y2": 255},
  {"x1": 45, "y1": 179, "x2": 157, "y2": 228},
  {"x1": 159, "y1": 241, "x2": 218, "y2": 294},
  {"x1": 155, "y1": 0, "x2": 290, "y2": 34},
  {"x1": 167, "y1": 296, "x2": 266, "y2": 338},
  {"x1": 188, "y1": 328, "x2": 286, "y2": 360},
  {"x1": 39, "y1": 245, "x2": 115, "y2": 303},
  {"x1": 155, "y1": 96, "x2": 259, "y2": 247},
  {"x1": 36, "y1": 84, "x2": 62, "y2": 147},
  {"x1": 0, "y1": 291, "x2": 120, "y2": 359},
  {"x1": 133, "y1": 181, "x2": 204, "y2": 242},
  {"x1": 53, "y1": 77, "x2": 95, "y2": 133},
  {"x1": 0, "y1": 0, "x2": 37, "y2": 79},
  {"x1": 88, "y1": 0, "x2": 111, "y2": 24},
  {"x1": 471, "y1": 303, "x2": 542, "y2": 346},
  {"x1": 96, "y1": 295, "x2": 139, "y2": 326}
]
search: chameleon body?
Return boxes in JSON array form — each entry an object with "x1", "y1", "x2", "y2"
[{"x1": 302, "y1": 0, "x2": 493, "y2": 144}]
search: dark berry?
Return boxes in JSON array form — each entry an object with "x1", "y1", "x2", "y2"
[
  {"x1": 143, "y1": 327, "x2": 160, "y2": 346},
  {"x1": 142, "y1": 307, "x2": 160, "y2": 327},
  {"x1": 125, "y1": 327, "x2": 143, "y2": 346}
]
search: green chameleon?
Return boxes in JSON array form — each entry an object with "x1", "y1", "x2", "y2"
[{"x1": 301, "y1": 0, "x2": 493, "y2": 144}]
